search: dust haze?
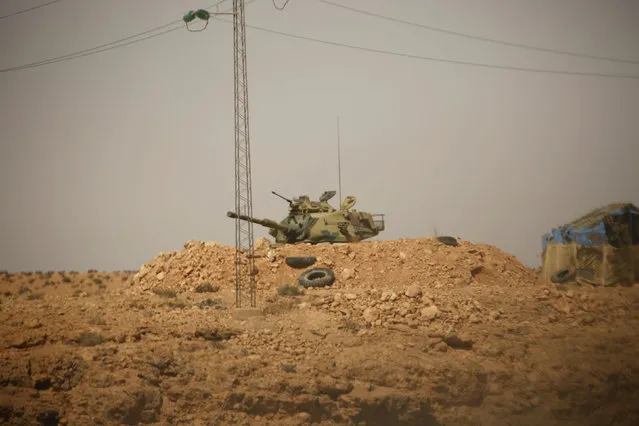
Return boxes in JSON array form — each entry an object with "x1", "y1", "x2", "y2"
[
  {"x1": 2, "y1": 2, "x2": 639, "y2": 425},
  {"x1": 1, "y1": 0, "x2": 638, "y2": 271}
]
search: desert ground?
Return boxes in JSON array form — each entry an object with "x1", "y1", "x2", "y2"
[{"x1": 1, "y1": 237, "x2": 638, "y2": 425}]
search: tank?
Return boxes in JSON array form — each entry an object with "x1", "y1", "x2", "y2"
[{"x1": 226, "y1": 190, "x2": 385, "y2": 244}]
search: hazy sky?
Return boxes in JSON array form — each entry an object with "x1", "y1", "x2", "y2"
[{"x1": 1, "y1": 0, "x2": 638, "y2": 272}]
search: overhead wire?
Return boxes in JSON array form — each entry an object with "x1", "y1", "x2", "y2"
[
  {"x1": 211, "y1": 17, "x2": 639, "y2": 80},
  {"x1": 1, "y1": 25, "x2": 183, "y2": 72},
  {"x1": 272, "y1": 0, "x2": 292, "y2": 11},
  {"x1": 0, "y1": 0, "x2": 233, "y2": 73},
  {"x1": 2, "y1": 26, "x2": 184, "y2": 72},
  {"x1": 0, "y1": 0, "x2": 65, "y2": 21},
  {"x1": 1, "y1": 0, "x2": 638, "y2": 79},
  {"x1": 315, "y1": 0, "x2": 639, "y2": 66}
]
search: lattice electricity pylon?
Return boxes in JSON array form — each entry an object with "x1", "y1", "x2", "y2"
[
  {"x1": 232, "y1": 0, "x2": 256, "y2": 309},
  {"x1": 182, "y1": 1, "x2": 256, "y2": 308}
]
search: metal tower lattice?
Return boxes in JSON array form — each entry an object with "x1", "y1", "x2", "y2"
[{"x1": 232, "y1": 0, "x2": 256, "y2": 308}]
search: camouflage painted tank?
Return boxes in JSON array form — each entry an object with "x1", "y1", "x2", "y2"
[{"x1": 226, "y1": 190, "x2": 385, "y2": 244}]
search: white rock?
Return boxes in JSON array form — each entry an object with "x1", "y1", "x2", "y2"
[
  {"x1": 341, "y1": 268, "x2": 356, "y2": 280},
  {"x1": 253, "y1": 237, "x2": 271, "y2": 256},
  {"x1": 405, "y1": 284, "x2": 422, "y2": 298},
  {"x1": 266, "y1": 249, "x2": 277, "y2": 262},
  {"x1": 363, "y1": 307, "x2": 380, "y2": 323},
  {"x1": 421, "y1": 305, "x2": 440, "y2": 320}
]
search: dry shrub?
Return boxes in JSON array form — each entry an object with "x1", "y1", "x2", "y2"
[
  {"x1": 75, "y1": 332, "x2": 105, "y2": 347},
  {"x1": 152, "y1": 288, "x2": 177, "y2": 298},
  {"x1": 195, "y1": 282, "x2": 219, "y2": 293},
  {"x1": 278, "y1": 284, "x2": 304, "y2": 297}
]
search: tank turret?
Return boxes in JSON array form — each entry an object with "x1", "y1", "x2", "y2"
[{"x1": 227, "y1": 190, "x2": 385, "y2": 244}]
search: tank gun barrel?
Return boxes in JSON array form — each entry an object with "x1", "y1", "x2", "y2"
[{"x1": 226, "y1": 211, "x2": 289, "y2": 232}]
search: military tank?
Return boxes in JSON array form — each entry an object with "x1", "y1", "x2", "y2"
[{"x1": 226, "y1": 190, "x2": 385, "y2": 244}]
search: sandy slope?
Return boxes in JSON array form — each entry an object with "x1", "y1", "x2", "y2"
[{"x1": 1, "y1": 237, "x2": 638, "y2": 425}]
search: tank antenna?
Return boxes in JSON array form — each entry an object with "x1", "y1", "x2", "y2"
[{"x1": 337, "y1": 116, "x2": 342, "y2": 209}]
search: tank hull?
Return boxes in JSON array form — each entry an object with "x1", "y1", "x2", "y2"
[{"x1": 226, "y1": 193, "x2": 385, "y2": 244}]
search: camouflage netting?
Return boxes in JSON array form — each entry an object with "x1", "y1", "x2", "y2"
[
  {"x1": 541, "y1": 243, "x2": 637, "y2": 287},
  {"x1": 541, "y1": 202, "x2": 639, "y2": 287}
]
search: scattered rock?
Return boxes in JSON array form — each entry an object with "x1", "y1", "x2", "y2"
[
  {"x1": 363, "y1": 307, "x2": 380, "y2": 323},
  {"x1": 194, "y1": 328, "x2": 238, "y2": 342},
  {"x1": 2, "y1": 236, "x2": 634, "y2": 426},
  {"x1": 266, "y1": 249, "x2": 277, "y2": 262},
  {"x1": 341, "y1": 268, "x2": 356, "y2": 280},
  {"x1": 105, "y1": 388, "x2": 163, "y2": 424},
  {"x1": 421, "y1": 306, "x2": 440, "y2": 320},
  {"x1": 405, "y1": 284, "x2": 422, "y2": 298},
  {"x1": 8, "y1": 334, "x2": 47, "y2": 349},
  {"x1": 295, "y1": 412, "x2": 311, "y2": 423},
  {"x1": 253, "y1": 237, "x2": 271, "y2": 257}
]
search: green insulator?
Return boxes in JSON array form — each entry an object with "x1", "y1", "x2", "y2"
[
  {"x1": 194, "y1": 9, "x2": 210, "y2": 20},
  {"x1": 183, "y1": 10, "x2": 196, "y2": 23}
]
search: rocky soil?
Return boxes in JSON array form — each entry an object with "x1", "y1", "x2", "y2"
[{"x1": 1, "y1": 237, "x2": 639, "y2": 425}]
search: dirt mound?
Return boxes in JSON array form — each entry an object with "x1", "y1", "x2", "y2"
[
  {"x1": 130, "y1": 240, "x2": 238, "y2": 292},
  {"x1": 130, "y1": 237, "x2": 539, "y2": 294},
  {"x1": 1, "y1": 238, "x2": 639, "y2": 425},
  {"x1": 128, "y1": 237, "x2": 540, "y2": 336}
]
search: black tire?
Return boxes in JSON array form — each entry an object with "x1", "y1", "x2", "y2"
[
  {"x1": 551, "y1": 268, "x2": 576, "y2": 284},
  {"x1": 298, "y1": 267, "x2": 335, "y2": 288},
  {"x1": 285, "y1": 257, "x2": 317, "y2": 269},
  {"x1": 436, "y1": 236, "x2": 459, "y2": 247}
]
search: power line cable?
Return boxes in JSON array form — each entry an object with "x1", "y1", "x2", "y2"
[
  {"x1": 272, "y1": 0, "x2": 292, "y2": 11},
  {"x1": 0, "y1": 0, "x2": 232, "y2": 72},
  {"x1": 315, "y1": 0, "x2": 639, "y2": 66},
  {"x1": 214, "y1": 16, "x2": 639, "y2": 80},
  {"x1": 2, "y1": 25, "x2": 183, "y2": 72},
  {"x1": 0, "y1": 0, "x2": 64, "y2": 21},
  {"x1": 2, "y1": 26, "x2": 183, "y2": 72},
  {"x1": 2, "y1": 0, "x2": 639, "y2": 79}
]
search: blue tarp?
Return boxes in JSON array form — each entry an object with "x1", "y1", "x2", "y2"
[{"x1": 541, "y1": 205, "x2": 638, "y2": 252}]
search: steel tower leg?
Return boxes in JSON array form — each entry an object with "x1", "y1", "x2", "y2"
[{"x1": 233, "y1": 0, "x2": 256, "y2": 308}]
